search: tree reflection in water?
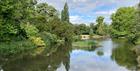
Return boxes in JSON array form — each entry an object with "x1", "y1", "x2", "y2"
[
  {"x1": 0, "y1": 44, "x2": 72, "y2": 71},
  {"x1": 111, "y1": 39, "x2": 138, "y2": 71}
]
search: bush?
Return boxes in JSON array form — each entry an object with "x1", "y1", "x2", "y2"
[
  {"x1": 38, "y1": 32, "x2": 57, "y2": 45},
  {"x1": 73, "y1": 35, "x2": 81, "y2": 42},
  {"x1": 29, "y1": 36, "x2": 45, "y2": 47},
  {"x1": 20, "y1": 22, "x2": 39, "y2": 37},
  {"x1": 0, "y1": 40, "x2": 35, "y2": 58}
]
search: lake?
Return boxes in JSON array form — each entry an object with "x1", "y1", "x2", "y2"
[{"x1": 0, "y1": 38, "x2": 138, "y2": 71}]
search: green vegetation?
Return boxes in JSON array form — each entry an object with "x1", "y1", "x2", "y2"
[
  {"x1": 0, "y1": 40, "x2": 35, "y2": 58},
  {"x1": 72, "y1": 40, "x2": 99, "y2": 48},
  {"x1": 110, "y1": 3, "x2": 140, "y2": 44},
  {"x1": 73, "y1": 16, "x2": 108, "y2": 37},
  {"x1": 0, "y1": 0, "x2": 74, "y2": 57},
  {"x1": 0, "y1": 0, "x2": 139, "y2": 60}
]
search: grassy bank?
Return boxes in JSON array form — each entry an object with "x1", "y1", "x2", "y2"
[{"x1": 72, "y1": 40, "x2": 100, "y2": 48}]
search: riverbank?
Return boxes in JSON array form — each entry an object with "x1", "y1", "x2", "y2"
[{"x1": 72, "y1": 40, "x2": 100, "y2": 48}]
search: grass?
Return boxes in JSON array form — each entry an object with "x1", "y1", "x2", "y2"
[{"x1": 72, "y1": 40, "x2": 99, "y2": 48}]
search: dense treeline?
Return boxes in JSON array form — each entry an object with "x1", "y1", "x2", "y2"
[
  {"x1": 0, "y1": 0, "x2": 73, "y2": 57},
  {"x1": 73, "y1": 16, "x2": 108, "y2": 36},
  {"x1": 0, "y1": 0, "x2": 73, "y2": 42}
]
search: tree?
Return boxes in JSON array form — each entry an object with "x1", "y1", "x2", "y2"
[
  {"x1": 33, "y1": 3, "x2": 58, "y2": 32},
  {"x1": 111, "y1": 7, "x2": 136, "y2": 38},
  {"x1": 74, "y1": 24, "x2": 90, "y2": 35},
  {"x1": 0, "y1": 0, "x2": 37, "y2": 41},
  {"x1": 95, "y1": 16, "x2": 106, "y2": 35},
  {"x1": 129, "y1": 3, "x2": 140, "y2": 44},
  {"x1": 90, "y1": 23, "x2": 96, "y2": 34},
  {"x1": 61, "y1": 2, "x2": 69, "y2": 23},
  {"x1": 89, "y1": 29, "x2": 94, "y2": 39}
]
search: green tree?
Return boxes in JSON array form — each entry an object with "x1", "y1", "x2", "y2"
[
  {"x1": 95, "y1": 16, "x2": 106, "y2": 35},
  {"x1": 111, "y1": 7, "x2": 136, "y2": 38},
  {"x1": 61, "y1": 2, "x2": 69, "y2": 23},
  {"x1": 0, "y1": 0, "x2": 37, "y2": 41},
  {"x1": 89, "y1": 29, "x2": 94, "y2": 39},
  {"x1": 74, "y1": 24, "x2": 90, "y2": 35},
  {"x1": 129, "y1": 3, "x2": 140, "y2": 44},
  {"x1": 90, "y1": 23, "x2": 96, "y2": 34},
  {"x1": 34, "y1": 3, "x2": 57, "y2": 32}
]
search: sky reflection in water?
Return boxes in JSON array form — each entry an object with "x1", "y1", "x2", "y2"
[{"x1": 57, "y1": 39, "x2": 132, "y2": 71}]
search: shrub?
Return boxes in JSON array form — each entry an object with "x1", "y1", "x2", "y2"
[
  {"x1": 29, "y1": 36, "x2": 45, "y2": 47},
  {"x1": 20, "y1": 22, "x2": 39, "y2": 37},
  {"x1": 0, "y1": 40, "x2": 35, "y2": 58},
  {"x1": 38, "y1": 32, "x2": 57, "y2": 45}
]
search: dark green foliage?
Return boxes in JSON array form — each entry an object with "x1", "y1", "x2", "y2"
[
  {"x1": 94, "y1": 16, "x2": 106, "y2": 35},
  {"x1": 0, "y1": 0, "x2": 37, "y2": 41},
  {"x1": 0, "y1": 0, "x2": 74, "y2": 57},
  {"x1": 96, "y1": 16, "x2": 106, "y2": 35},
  {"x1": 74, "y1": 24, "x2": 90, "y2": 35},
  {"x1": 33, "y1": 3, "x2": 58, "y2": 32},
  {"x1": 61, "y1": 3, "x2": 69, "y2": 23}
]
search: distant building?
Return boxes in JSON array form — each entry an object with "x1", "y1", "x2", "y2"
[{"x1": 80, "y1": 35, "x2": 90, "y2": 40}]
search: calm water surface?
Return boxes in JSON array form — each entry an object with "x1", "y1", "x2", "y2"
[{"x1": 0, "y1": 38, "x2": 138, "y2": 71}]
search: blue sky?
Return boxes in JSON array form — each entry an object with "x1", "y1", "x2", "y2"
[{"x1": 38, "y1": 0, "x2": 139, "y2": 25}]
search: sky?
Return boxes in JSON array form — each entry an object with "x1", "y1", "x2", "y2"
[{"x1": 38, "y1": 0, "x2": 139, "y2": 25}]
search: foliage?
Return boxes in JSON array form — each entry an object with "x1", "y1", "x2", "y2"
[
  {"x1": 110, "y1": 7, "x2": 136, "y2": 38},
  {"x1": 73, "y1": 36, "x2": 81, "y2": 42},
  {"x1": 0, "y1": 40, "x2": 35, "y2": 58},
  {"x1": 72, "y1": 40, "x2": 98, "y2": 48},
  {"x1": 0, "y1": 0, "x2": 37, "y2": 41},
  {"x1": 29, "y1": 36, "x2": 45, "y2": 47},
  {"x1": 95, "y1": 16, "x2": 106, "y2": 35},
  {"x1": 35, "y1": 3, "x2": 58, "y2": 32},
  {"x1": 38, "y1": 32, "x2": 58, "y2": 46},
  {"x1": 131, "y1": 3, "x2": 140, "y2": 44},
  {"x1": 89, "y1": 29, "x2": 94, "y2": 38},
  {"x1": 0, "y1": 0, "x2": 74, "y2": 57},
  {"x1": 73, "y1": 24, "x2": 90, "y2": 35},
  {"x1": 20, "y1": 22, "x2": 39, "y2": 37},
  {"x1": 90, "y1": 23, "x2": 96, "y2": 34},
  {"x1": 61, "y1": 2, "x2": 69, "y2": 23}
]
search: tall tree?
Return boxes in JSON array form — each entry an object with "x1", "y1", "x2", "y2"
[
  {"x1": 61, "y1": 2, "x2": 69, "y2": 23},
  {"x1": 95, "y1": 16, "x2": 106, "y2": 35}
]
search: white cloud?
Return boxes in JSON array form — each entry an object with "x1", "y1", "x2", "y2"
[
  {"x1": 95, "y1": 9, "x2": 116, "y2": 15},
  {"x1": 38, "y1": 0, "x2": 139, "y2": 24},
  {"x1": 73, "y1": 0, "x2": 87, "y2": 3},
  {"x1": 70, "y1": 15, "x2": 91, "y2": 24}
]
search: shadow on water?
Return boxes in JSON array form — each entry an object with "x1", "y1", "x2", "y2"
[{"x1": 0, "y1": 38, "x2": 140, "y2": 71}]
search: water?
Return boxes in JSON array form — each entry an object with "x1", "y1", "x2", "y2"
[{"x1": 0, "y1": 38, "x2": 138, "y2": 71}]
